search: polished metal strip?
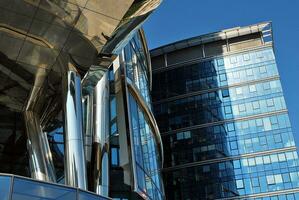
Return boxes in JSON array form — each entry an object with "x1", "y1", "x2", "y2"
[
  {"x1": 63, "y1": 70, "x2": 87, "y2": 190},
  {"x1": 91, "y1": 72, "x2": 110, "y2": 196},
  {"x1": 24, "y1": 111, "x2": 56, "y2": 183}
]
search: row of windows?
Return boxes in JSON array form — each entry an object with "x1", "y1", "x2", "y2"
[
  {"x1": 162, "y1": 113, "x2": 293, "y2": 167},
  {"x1": 171, "y1": 113, "x2": 290, "y2": 139},
  {"x1": 166, "y1": 130, "x2": 294, "y2": 167},
  {"x1": 155, "y1": 78, "x2": 282, "y2": 117},
  {"x1": 164, "y1": 164, "x2": 299, "y2": 198},
  {"x1": 222, "y1": 79, "x2": 282, "y2": 102},
  {"x1": 224, "y1": 96, "x2": 286, "y2": 118},
  {"x1": 192, "y1": 151, "x2": 298, "y2": 176},
  {"x1": 250, "y1": 192, "x2": 299, "y2": 200},
  {"x1": 236, "y1": 171, "x2": 299, "y2": 195},
  {"x1": 156, "y1": 93, "x2": 286, "y2": 132},
  {"x1": 216, "y1": 48, "x2": 275, "y2": 70},
  {"x1": 128, "y1": 93, "x2": 164, "y2": 200},
  {"x1": 152, "y1": 48, "x2": 277, "y2": 101},
  {"x1": 217, "y1": 62, "x2": 277, "y2": 86}
]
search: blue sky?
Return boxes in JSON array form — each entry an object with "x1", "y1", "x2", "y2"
[{"x1": 143, "y1": 0, "x2": 299, "y2": 144}]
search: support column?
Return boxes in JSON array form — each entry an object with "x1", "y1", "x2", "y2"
[
  {"x1": 91, "y1": 71, "x2": 110, "y2": 196},
  {"x1": 24, "y1": 111, "x2": 56, "y2": 182},
  {"x1": 63, "y1": 70, "x2": 87, "y2": 190}
]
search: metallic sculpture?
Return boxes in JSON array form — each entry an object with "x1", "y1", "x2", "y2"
[
  {"x1": 0, "y1": 0, "x2": 162, "y2": 197},
  {"x1": 24, "y1": 111, "x2": 56, "y2": 182},
  {"x1": 62, "y1": 69, "x2": 88, "y2": 190}
]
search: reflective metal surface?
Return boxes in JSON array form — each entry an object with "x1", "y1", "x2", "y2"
[
  {"x1": 24, "y1": 111, "x2": 56, "y2": 182},
  {"x1": 0, "y1": 0, "x2": 163, "y2": 196},
  {"x1": 90, "y1": 72, "x2": 110, "y2": 196},
  {"x1": 63, "y1": 70, "x2": 87, "y2": 190}
]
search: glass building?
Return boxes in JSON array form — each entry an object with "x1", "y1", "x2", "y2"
[
  {"x1": 0, "y1": 0, "x2": 164, "y2": 200},
  {"x1": 151, "y1": 22, "x2": 299, "y2": 200},
  {"x1": 108, "y1": 30, "x2": 164, "y2": 200}
]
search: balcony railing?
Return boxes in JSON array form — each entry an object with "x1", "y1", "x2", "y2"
[{"x1": 0, "y1": 173, "x2": 111, "y2": 200}]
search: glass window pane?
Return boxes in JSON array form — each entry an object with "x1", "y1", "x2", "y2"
[
  {"x1": 236, "y1": 179, "x2": 244, "y2": 188},
  {"x1": 111, "y1": 147, "x2": 119, "y2": 166},
  {"x1": 79, "y1": 190, "x2": 109, "y2": 200},
  {"x1": 12, "y1": 177, "x2": 76, "y2": 200},
  {"x1": 0, "y1": 176, "x2": 11, "y2": 200}
]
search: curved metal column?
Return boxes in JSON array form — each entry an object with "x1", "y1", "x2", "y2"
[
  {"x1": 63, "y1": 70, "x2": 87, "y2": 190},
  {"x1": 91, "y1": 72, "x2": 110, "y2": 196},
  {"x1": 24, "y1": 111, "x2": 56, "y2": 182}
]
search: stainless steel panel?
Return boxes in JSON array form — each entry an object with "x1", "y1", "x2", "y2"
[
  {"x1": 63, "y1": 70, "x2": 87, "y2": 190},
  {"x1": 90, "y1": 72, "x2": 110, "y2": 196},
  {"x1": 24, "y1": 111, "x2": 56, "y2": 182}
]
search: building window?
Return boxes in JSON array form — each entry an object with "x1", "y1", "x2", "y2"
[
  {"x1": 233, "y1": 160, "x2": 241, "y2": 169},
  {"x1": 253, "y1": 101, "x2": 260, "y2": 110},
  {"x1": 263, "y1": 82, "x2": 271, "y2": 90},
  {"x1": 266, "y1": 99, "x2": 275, "y2": 107},
  {"x1": 222, "y1": 89, "x2": 229, "y2": 98},
  {"x1": 243, "y1": 53, "x2": 250, "y2": 61},
  {"x1": 266, "y1": 175, "x2": 275, "y2": 185},
  {"x1": 249, "y1": 85, "x2": 257, "y2": 93},
  {"x1": 230, "y1": 56, "x2": 237, "y2": 64},
  {"x1": 246, "y1": 68, "x2": 254, "y2": 76},
  {"x1": 203, "y1": 165, "x2": 210, "y2": 173},
  {"x1": 227, "y1": 123, "x2": 235, "y2": 132},
  {"x1": 236, "y1": 179, "x2": 244, "y2": 189},
  {"x1": 177, "y1": 131, "x2": 191, "y2": 140},
  {"x1": 278, "y1": 153, "x2": 287, "y2": 162},
  {"x1": 111, "y1": 147, "x2": 120, "y2": 166},
  {"x1": 230, "y1": 141, "x2": 238, "y2": 150},
  {"x1": 217, "y1": 58, "x2": 224, "y2": 67},
  {"x1": 111, "y1": 122, "x2": 117, "y2": 135},
  {"x1": 110, "y1": 97, "x2": 117, "y2": 119},
  {"x1": 238, "y1": 104, "x2": 246, "y2": 112},
  {"x1": 274, "y1": 174, "x2": 283, "y2": 183},
  {"x1": 224, "y1": 106, "x2": 232, "y2": 114},
  {"x1": 236, "y1": 87, "x2": 243, "y2": 95},
  {"x1": 252, "y1": 178, "x2": 260, "y2": 187},
  {"x1": 220, "y1": 74, "x2": 227, "y2": 82},
  {"x1": 259, "y1": 66, "x2": 267, "y2": 74}
]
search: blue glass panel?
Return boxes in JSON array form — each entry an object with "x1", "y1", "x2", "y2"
[
  {"x1": 12, "y1": 178, "x2": 76, "y2": 200},
  {"x1": 78, "y1": 190, "x2": 108, "y2": 200},
  {"x1": 0, "y1": 176, "x2": 11, "y2": 200}
]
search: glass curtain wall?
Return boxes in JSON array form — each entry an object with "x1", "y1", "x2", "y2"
[
  {"x1": 109, "y1": 30, "x2": 164, "y2": 200},
  {"x1": 153, "y1": 46, "x2": 299, "y2": 199}
]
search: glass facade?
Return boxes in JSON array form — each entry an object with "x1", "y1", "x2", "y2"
[
  {"x1": 128, "y1": 93, "x2": 164, "y2": 200},
  {"x1": 109, "y1": 30, "x2": 164, "y2": 200},
  {"x1": 152, "y1": 25, "x2": 299, "y2": 200},
  {"x1": 124, "y1": 33, "x2": 152, "y2": 107}
]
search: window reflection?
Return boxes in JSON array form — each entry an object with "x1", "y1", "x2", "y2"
[{"x1": 128, "y1": 93, "x2": 164, "y2": 200}]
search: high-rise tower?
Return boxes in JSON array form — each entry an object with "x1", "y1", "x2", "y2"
[{"x1": 151, "y1": 22, "x2": 299, "y2": 199}]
